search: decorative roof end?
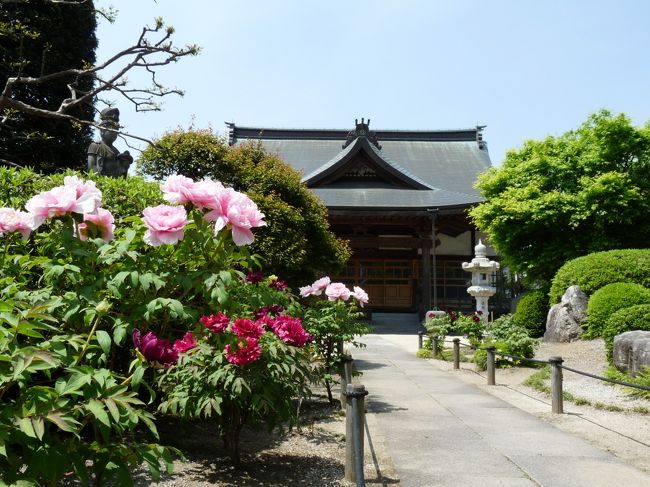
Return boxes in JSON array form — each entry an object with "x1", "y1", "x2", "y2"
[{"x1": 343, "y1": 117, "x2": 382, "y2": 150}]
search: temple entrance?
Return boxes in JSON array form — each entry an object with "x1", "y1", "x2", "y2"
[{"x1": 337, "y1": 259, "x2": 418, "y2": 310}]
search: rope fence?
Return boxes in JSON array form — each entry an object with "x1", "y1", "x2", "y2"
[{"x1": 417, "y1": 330, "x2": 650, "y2": 414}]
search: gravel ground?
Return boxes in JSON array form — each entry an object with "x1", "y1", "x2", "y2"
[{"x1": 432, "y1": 337, "x2": 650, "y2": 473}]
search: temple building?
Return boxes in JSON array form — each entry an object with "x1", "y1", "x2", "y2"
[{"x1": 227, "y1": 119, "x2": 502, "y2": 318}]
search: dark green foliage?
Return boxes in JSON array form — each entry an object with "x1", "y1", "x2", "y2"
[
  {"x1": 0, "y1": 0, "x2": 97, "y2": 171},
  {"x1": 603, "y1": 304, "x2": 650, "y2": 362},
  {"x1": 472, "y1": 110, "x2": 650, "y2": 283},
  {"x1": 585, "y1": 283, "x2": 650, "y2": 338},
  {"x1": 138, "y1": 129, "x2": 351, "y2": 286},
  {"x1": 515, "y1": 289, "x2": 549, "y2": 337},
  {"x1": 550, "y1": 249, "x2": 650, "y2": 304}
]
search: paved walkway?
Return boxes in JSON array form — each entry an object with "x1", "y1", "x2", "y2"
[{"x1": 354, "y1": 333, "x2": 650, "y2": 487}]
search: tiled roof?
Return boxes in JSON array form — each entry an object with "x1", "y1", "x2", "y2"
[{"x1": 227, "y1": 122, "x2": 491, "y2": 209}]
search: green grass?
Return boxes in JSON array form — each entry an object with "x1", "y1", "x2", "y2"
[
  {"x1": 523, "y1": 365, "x2": 551, "y2": 394},
  {"x1": 632, "y1": 405, "x2": 649, "y2": 414}
]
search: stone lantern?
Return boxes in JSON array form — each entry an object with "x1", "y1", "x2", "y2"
[{"x1": 462, "y1": 240, "x2": 500, "y2": 319}]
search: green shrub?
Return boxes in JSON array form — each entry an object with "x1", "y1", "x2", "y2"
[
  {"x1": 550, "y1": 249, "x2": 650, "y2": 304},
  {"x1": 473, "y1": 314, "x2": 538, "y2": 370},
  {"x1": 424, "y1": 314, "x2": 453, "y2": 355},
  {"x1": 603, "y1": 304, "x2": 650, "y2": 362},
  {"x1": 514, "y1": 289, "x2": 549, "y2": 337},
  {"x1": 585, "y1": 282, "x2": 650, "y2": 337}
]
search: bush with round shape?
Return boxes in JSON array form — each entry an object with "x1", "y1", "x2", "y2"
[
  {"x1": 585, "y1": 282, "x2": 650, "y2": 338},
  {"x1": 603, "y1": 304, "x2": 650, "y2": 362},
  {"x1": 550, "y1": 249, "x2": 650, "y2": 304},
  {"x1": 514, "y1": 289, "x2": 549, "y2": 337}
]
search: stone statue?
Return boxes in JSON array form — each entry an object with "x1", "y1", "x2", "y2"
[{"x1": 87, "y1": 107, "x2": 133, "y2": 177}]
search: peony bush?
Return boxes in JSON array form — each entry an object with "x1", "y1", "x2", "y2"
[{"x1": 0, "y1": 171, "x2": 323, "y2": 483}]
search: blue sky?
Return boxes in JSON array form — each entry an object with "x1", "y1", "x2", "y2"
[{"x1": 96, "y1": 0, "x2": 650, "y2": 167}]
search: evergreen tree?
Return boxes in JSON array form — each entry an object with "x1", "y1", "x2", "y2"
[{"x1": 0, "y1": 0, "x2": 97, "y2": 172}]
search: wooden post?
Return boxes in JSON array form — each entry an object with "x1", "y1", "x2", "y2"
[
  {"x1": 418, "y1": 331, "x2": 424, "y2": 350},
  {"x1": 345, "y1": 383, "x2": 368, "y2": 484},
  {"x1": 486, "y1": 346, "x2": 496, "y2": 385},
  {"x1": 432, "y1": 336, "x2": 439, "y2": 359},
  {"x1": 549, "y1": 356, "x2": 564, "y2": 414},
  {"x1": 453, "y1": 338, "x2": 460, "y2": 369},
  {"x1": 340, "y1": 352, "x2": 353, "y2": 411}
]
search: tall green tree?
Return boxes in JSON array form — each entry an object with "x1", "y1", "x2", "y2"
[
  {"x1": 138, "y1": 129, "x2": 351, "y2": 286},
  {"x1": 0, "y1": 0, "x2": 97, "y2": 172},
  {"x1": 471, "y1": 110, "x2": 650, "y2": 283}
]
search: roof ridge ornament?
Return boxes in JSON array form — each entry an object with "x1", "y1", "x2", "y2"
[{"x1": 343, "y1": 117, "x2": 382, "y2": 150}]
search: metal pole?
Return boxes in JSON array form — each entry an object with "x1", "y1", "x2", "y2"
[
  {"x1": 453, "y1": 338, "x2": 460, "y2": 369},
  {"x1": 549, "y1": 356, "x2": 564, "y2": 414},
  {"x1": 486, "y1": 346, "x2": 496, "y2": 385},
  {"x1": 345, "y1": 383, "x2": 368, "y2": 485}
]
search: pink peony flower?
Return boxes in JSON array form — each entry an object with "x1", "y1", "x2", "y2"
[
  {"x1": 352, "y1": 286, "x2": 369, "y2": 308},
  {"x1": 204, "y1": 188, "x2": 266, "y2": 246},
  {"x1": 161, "y1": 175, "x2": 197, "y2": 205},
  {"x1": 270, "y1": 315, "x2": 312, "y2": 347},
  {"x1": 225, "y1": 338, "x2": 262, "y2": 366},
  {"x1": 231, "y1": 318, "x2": 265, "y2": 340},
  {"x1": 325, "y1": 282, "x2": 351, "y2": 301},
  {"x1": 77, "y1": 208, "x2": 115, "y2": 242},
  {"x1": 299, "y1": 285, "x2": 316, "y2": 297},
  {"x1": 0, "y1": 207, "x2": 36, "y2": 239},
  {"x1": 173, "y1": 332, "x2": 197, "y2": 354},
  {"x1": 310, "y1": 276, "x2": 331, "y2": 295},
  {"x1": 142, "y1": 204, "x2": 188, "y2": 246},
  {"x1": 200, "y1": 312, "x2": 230, "y2": 333},
  {"x1": 255, "y1": 314, "x2": 276, "y2": 329},
  {"x1": 26, "y1": 177, "x2": 102, "y2": 228},
  {"x1": 132, "y1": 329, "x2": 178, "y2": 366}
]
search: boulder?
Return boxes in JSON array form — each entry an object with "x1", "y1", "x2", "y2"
[
  {"x1": 613, "y1": 330, "x2": 650, "y2": 376},
  {"x1": 544, "y1": 285, "x2": 588, "y2": 342}
]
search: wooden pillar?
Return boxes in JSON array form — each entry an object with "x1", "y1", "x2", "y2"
[{"x1": 421, "y1": 240, "x2": 431, "y2": 314}]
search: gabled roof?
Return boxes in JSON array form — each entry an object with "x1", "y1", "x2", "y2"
[
  {"x1": 227, "y1": 119, "x2": 491, "y2": 210},
  {"x1": 301, "y1": 136, "x2": 435, "y2": 190}
]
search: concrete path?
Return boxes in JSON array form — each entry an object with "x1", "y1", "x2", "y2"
[{"x1": 354, "y1": 334, "x2": 650, "y2": 487}]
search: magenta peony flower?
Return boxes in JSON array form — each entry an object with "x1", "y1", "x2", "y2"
[
  {"x1": 352, "y1": 286, "x2": 369, "y2": 307},
  {"x1": 173, "y1": 331, "x2": 197, "y2": 354},
  {"x1": 246, "y1": 271, "x2": 264, "y2": 283},
  {"x1": 231, "y1": 318, "x2": 265, "y2": 340},
  {"x1": 26, "y1": 177, "x2": 102, "y2": 228},
  {"x1": 225, "y1": 338, "x2": 262, "y2": 366},
  {"x1": 269, "y1": 278, "x2": 287, "y2": 290},
  {"x1": 325, "y1": 282, "x2": 351, "y2": 301},
  {"x1": 270, "y1": 315, "x2": 312, "y2": 347},
  {"x1": 0, "y1": 207, "x2": 36, "y2": 239},
  {"x1": 142, "y1": 204, "x2": 188, "y2": 246},
  {"x1": 200, "y1": 312, "x2": 230, "y2": 333},
  {"x1": 78, "y1": 208, "x2": 115, "y2": 242},
  {"x1": 255, "y1": 314, "x2": 276, "y2": 329},
  {"x1": 204, "y1": 188, "x2": 266, "y2": 246},
  {"x1": 132, "y1": 329, "x2": 179, "y2": 366}
]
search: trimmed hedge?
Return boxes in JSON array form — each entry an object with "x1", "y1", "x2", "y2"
[
  {"x1": 0, "y1": 167, "x2": 163, "y2": 222},
  {"x1": 585, "y1": 282, "x2": 650, "y2": 338},
  {"x1": 550, "y1": 249, "x2": 650, "y2": 304},
  {"x1": 603, "y1": 304, "x2": 650, "y2": 363},
  {"x1": 514, "y1": 289, "x2": 549, "y2": 337}
]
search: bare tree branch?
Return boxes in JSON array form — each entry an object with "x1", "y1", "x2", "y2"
[{"x1": 1, "y1": 14, "x2": 200, "y2": 144}]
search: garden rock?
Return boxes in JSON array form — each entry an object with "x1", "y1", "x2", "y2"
[
  {"x1": 613, "y1": 330, "x2": 650, "y2": 376},
  {"x1": 544, "y1": 285, "x2": 587, "y2": 342}
]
